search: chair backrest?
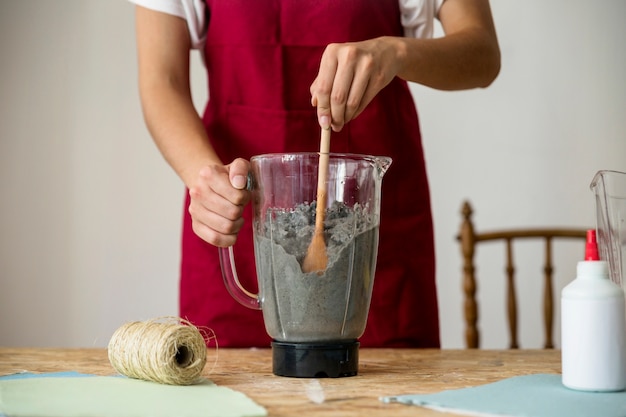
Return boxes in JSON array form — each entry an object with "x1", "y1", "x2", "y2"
[{"x1": 457, "y1": 200, "x2": 588, "y2": 349}]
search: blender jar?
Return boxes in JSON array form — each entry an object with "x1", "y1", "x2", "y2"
[{"x1": 220, "y1": 152, "x2": 391, "y2": 377}]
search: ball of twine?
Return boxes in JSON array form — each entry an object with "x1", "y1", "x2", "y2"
[{"x1": 108, "y1": 317, "x2": 215, "y2": 385}]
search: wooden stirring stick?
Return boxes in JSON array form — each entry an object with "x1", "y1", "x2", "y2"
[{"x1": 302, "y1": 126, "x2": 331, "y2": 273}]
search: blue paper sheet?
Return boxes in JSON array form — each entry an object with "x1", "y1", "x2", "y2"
[
  {"x1": 0, "y1": 371, "x2": 95, "y2": 380},
  {"x1": 0, "y1": 372, "x2": 267, "y2": 417},
  {"x1": 381, "y1": 374, "x2": 626, "y2": 417}
]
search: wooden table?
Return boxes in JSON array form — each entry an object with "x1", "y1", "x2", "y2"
[{"x1": 0, "y1": 348, "x2": 560, "y2": 416}]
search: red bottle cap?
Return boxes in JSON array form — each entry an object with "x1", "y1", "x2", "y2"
[{"x1": 585, "y1": 229, "x2": 600, "y2": 261}]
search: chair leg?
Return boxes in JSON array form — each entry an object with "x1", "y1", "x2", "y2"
[
  {"x1": 460, "y1": 201, "x2": 479, "y2": 348},
  {"x1": 543, "y1": 237, "x2": 554, "y2": 349},
  {"x1": 505, "y1": 239, "x2": 518, "y2": 349}
]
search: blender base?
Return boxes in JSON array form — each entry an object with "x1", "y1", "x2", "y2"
[{"x1": 271, "y1": 340, "x2": 359, "y2": 378}]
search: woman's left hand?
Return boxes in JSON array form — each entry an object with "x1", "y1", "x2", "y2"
[
  {"x1": 309, "y1": 0, "x2": 501, "y2": 132},
  {"x1": 310, "y1": 37, "x2": 402, "y2": 132}
]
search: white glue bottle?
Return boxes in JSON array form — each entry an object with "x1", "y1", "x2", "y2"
[{"x1": 561, "y1": 229, "x2": 626, "y2": 391}]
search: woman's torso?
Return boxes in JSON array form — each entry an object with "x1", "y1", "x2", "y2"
[{"x1": 180, "y1": 0, "x2": 440, "y2": 348}]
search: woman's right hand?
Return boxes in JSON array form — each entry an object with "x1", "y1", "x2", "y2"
[
  {"x1": 187, "y1": 158, "x2": 251, "y2": 247},
  {"x1": 135, "y1": 6, "x2": 250, "y2": 248}
]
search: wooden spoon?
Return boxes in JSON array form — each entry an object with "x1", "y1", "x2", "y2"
[{"x1": 302, "y1": 127, "x2": 331, "y2": 273}]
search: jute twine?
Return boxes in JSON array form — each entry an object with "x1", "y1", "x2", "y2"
[{"x1": 107, "y1": 317, "x2": 217, "y2": 385}]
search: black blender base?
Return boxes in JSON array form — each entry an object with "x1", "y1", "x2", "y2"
[{"x1": 271, "y1": 340, "x2": 359, "y2": 378}]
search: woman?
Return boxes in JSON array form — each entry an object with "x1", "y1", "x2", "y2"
[{"x1": 131, "y1": 0, "x2": 500, "y2": 347}]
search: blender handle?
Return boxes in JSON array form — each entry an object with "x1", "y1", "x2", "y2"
[{"x1": 218, "y1": 246, "x2": 261, "y2": 310}]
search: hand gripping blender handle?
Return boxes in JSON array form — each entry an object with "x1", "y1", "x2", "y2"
[
  {"x1": 218, "y1": 171, "x2": 261, "y2": 310},
  {"x1": 219, "y1": 246, "x2": 261, "y2": 310}
]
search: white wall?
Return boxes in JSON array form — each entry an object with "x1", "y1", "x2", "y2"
[{"x1": 1, "y1": 1, "x2": 624, "y2": 348}]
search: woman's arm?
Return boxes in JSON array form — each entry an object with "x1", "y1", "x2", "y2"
[
  {"x1": 397, "y1": 0, "x2": 501, "y2": 89},
  {"x1": 135, "y1": 6, "x2": 250, "y2": 247},
  {"x1": 135, "y1": 6, "x2": 217, "y2": 186},
  {"x1": 310, "y1": 0, "x2": 501, "y2": 131}
]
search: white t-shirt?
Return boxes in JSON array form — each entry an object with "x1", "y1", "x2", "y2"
[{"x1": 130, "y1": 0, "x2": 444, "y2": 50}]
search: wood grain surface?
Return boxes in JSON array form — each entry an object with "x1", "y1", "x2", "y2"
[{"x1": 0, "y1": 348, "x2": 561, "y2": 416}]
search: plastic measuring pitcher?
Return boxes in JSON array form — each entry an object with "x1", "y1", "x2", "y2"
[{"x1": 591, "y1": 170, "x2": 626, "y2": 291}]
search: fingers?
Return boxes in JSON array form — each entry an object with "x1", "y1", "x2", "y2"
[
  {"x1": 189, "y1": 191, "x2": 245, "y2": 247},
  {"x1": 312, "y1": 43, "x2": 353, "y2": 132},
  {"x1": 229, "y1": 157, "x2": 250, "y2": 190},
  {"x1": 188, "y1": 160, "x2": 251, "y2": 247},
  {"x1": 311, "y1": 39, "x2": 396, "y2": 132},
  {"x1": 311, "y1": 43, "x2": 371, "y2": 132},
  {"x1": 311, "y1": 48, "x2": 337, "y2": 130},
  {"x1": 331, "y1": 46, "x2": 375, "y2": 128}
]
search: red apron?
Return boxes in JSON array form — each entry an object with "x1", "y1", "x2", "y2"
[{"x1": 180, "y1": 0, "x2": 440, "y2": 347}]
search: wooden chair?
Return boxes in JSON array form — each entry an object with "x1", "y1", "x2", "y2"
[{"x1": 457, "y1": 200, "x2": 588, "y2": 349}]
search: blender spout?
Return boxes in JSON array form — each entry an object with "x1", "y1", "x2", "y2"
[
  {"x1": 590, "y1": 170, "x2": 607, "y2": 193},
  {"x1": 590, "y1": 169, "x2": 626, "y2": 192},
  {"x1": 375, "y1": 156, "x2": 393, "y2": 177}
]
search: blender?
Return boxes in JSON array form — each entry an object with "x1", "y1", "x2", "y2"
[{"x1": 220, "y1": 152, "x2": 391, "y2": 378}]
